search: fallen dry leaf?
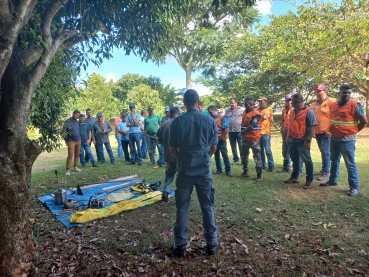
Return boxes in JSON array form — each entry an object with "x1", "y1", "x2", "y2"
[
  {"x1": 256, "y1": 208, "x2": 262, "y2": 213},
  {"x1": 312, "y1": 222, "x2": 323, "y2": 226}
]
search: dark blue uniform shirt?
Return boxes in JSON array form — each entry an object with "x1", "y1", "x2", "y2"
[{"x1": 169, "y1": 108, "x2": 218, "y2": 177}]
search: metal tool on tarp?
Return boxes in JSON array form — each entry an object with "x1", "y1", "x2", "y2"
[
  {"x1": 76, "y1": 174, "x2": 137, "y2": 195},
  {"x1": 95, "y1": 182, "x2": 135, "y2": 195},
  {"x1": 88, "y1": 196, "x2": 105, "y2": 208}
]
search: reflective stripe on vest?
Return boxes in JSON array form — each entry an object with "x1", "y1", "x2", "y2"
[
  {"x1": 330, "y1": 100, "x2": 359, "y2": 137},
  {"x1": 287, "y1": 107, "x2": 310, "y2": 138}
]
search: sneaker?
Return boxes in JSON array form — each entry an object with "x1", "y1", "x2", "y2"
[
  {"x1": 233, "y1": 162, "x2": 240, "y2": 165},
  {"x1": 206, "y1": 241, "x2": 220, "y2": 255},
  {"x1": 303, "y1": 181, "x2": 313, "y2": 189},
  {"x1": 319, "y1": 181, "x2": 337, "y2": 187},
  {"x1": 284, "y1": 178, "x2": 299, "y2": 184},
  {"x1": 142, "y1": 156, "x2": 148, "y2": 159},
  {"x1": 153, "y1": 165, "x2": 162, "y2": 169},
  {"x1": 92, "y1": 164, "x2": 99, "y2": 167},
  {"x1": 239, "y1": 170, "x2": 250, "y2": 177},
  {"x1": 226, "y1": 172, "x2": 233, "y2": 177},
  {"x1": 138, "y1": 163, "x2": 142, "y2": 166},
  {"x1": 150, "y1": 160, "x2": 155, "y2": 164},
  {"x1": 256, "y1": 173, "x2": 263, "y2": 182},
  {"x1": 317, "y1": 174, "x2": 329, "y2": 181},
  {"x1": 65, "y1": 170, "x2": 70, "y2": 176},
  {"x1": 111, "y1": 162, "x2": 116, "y2": 165},
  {"x1": 173, "y1": 244, "x2": 187, "y2": 258},
  {"x1": 347, "y1": 188, "x2": 360, "y2": 197},
  {"x1": 74, "y1": 167, "x2": 82, "y2": 172},
  {"x1": 267, "y1": 167, "x2": 275, "y2": 172},
  {"x1": 277, "y1": 168, "x2": 289, "y2": 173},
  {"x1": 213, "y1": 170, "x2": 222, "y2": 174},
  {"x1": 162, "y1": 191, "x2": 169, "y2": 202}
]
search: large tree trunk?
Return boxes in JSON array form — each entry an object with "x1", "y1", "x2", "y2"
[
  {"x1": 0, "y1": 56, "x2": 41, "y2": 276},
  {"x1": 185, "y1": 67, "x2": 192, "y2": 90}
]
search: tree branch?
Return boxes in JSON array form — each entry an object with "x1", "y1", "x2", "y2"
[{"x1": 41, "y1": 0, "x2": 70, "y2": 47}]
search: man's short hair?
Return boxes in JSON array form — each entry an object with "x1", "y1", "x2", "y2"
[
  {"x1": 207, "y1": 105, "x2": 217, "y2": 112},
  {"x1": 73, "y1": 110, "x2": 80, "y2": 115},
  {"x1": 183, "y1": 89, "x2": 199, "y2": 105},
  {"x1": 292, "y1": 93, "x2": 304, "y2": 102},
  {"x1": 86, "y1": 108, "x2": 91, "y2": 113},
  {"x1": 339, "y1": 84, "x2": 352, "y2": 91},
  {"x1": 141, "y1": 110, "x2": 146, "y2": 116},
  {"x1": 79, "y1": 114, "x2": 85, "y2": 118},
  {"x1": 198, "y1": 100, "x2": 203, "y2": 107},
  {"x1": 121, "y1": 112, "x2": 127, "y2": 117},
  {"x1": 170, "y1": 107, "x2": 180, "y2": 118},
  {"x1": 230, "y1": 97, "x2": 238, "y2": 103},
  {"x1": 244, "y1": 96, "x2": 255, "y2": 104}
]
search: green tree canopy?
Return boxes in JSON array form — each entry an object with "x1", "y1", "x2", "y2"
[
  {"x1": 125, "y1": 84, "x2": 164, "y2": 116},
  {"x1": 73, "y1": 73, "x2": 121, "y2": 119}
]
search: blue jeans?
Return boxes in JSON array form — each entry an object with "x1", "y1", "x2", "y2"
[
  {"x1": 174, "y1": 175, "x2": 218, "y2": 247},
  {"x1": 288, "y1": 140, "x2": 314, "y2": 182},
  {"x1": 158, "y1": 144, "x2": 164, "y2": 166},
  {"x1": 228, "y1": 132, "x2": 242, "y2": 162},
  {"x1": 214, "y1": 140, "x2": 231, "y2": 173},
  {"x1": 85, "y1": 141, "x2": 100, "y2": 163},
  {"x1": 260, "y1": 135, "x2": 274, "y2": 168},
  {"x1": 121, "y1": 140, "x2": 130, "y2": 161},
  {"x1": 129, "y1": 133, "x2": 142, "y2": 163},
  {"x1": 115, "y1": 134, "x2": 123, "y2": 158},
  {"x1": 315, "y1": 133, "x2": 331, "y2": 175},
  {"x1": 140, "y1": 133, "x2": 147, "y2": 158},
  {"x1": 80, "y1": 142, "x2": 97, "y2": 166},
  {"x1": 164, "y1": 161, "x2": 177, "y2": 193},
  {"x1": 97, "y1": 142, "x2": 116, "y2": 164},
  {"x1": 329, "y1": 140, "x2": 359, "y2": 189}
]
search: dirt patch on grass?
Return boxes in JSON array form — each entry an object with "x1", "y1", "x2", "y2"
[{"x1": 284, "y1": 183, "x2": 346, "y2": 201}]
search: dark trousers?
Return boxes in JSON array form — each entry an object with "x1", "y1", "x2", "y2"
[
  {"x1": 121, "y1": 140, "x2": 130, "y2": 161},
  {"x1": 214, "y1": 140, "x2": 231, "y2": 173}
]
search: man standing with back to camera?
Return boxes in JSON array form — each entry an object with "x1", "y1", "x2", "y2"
[{"x1": 170, "y1": 89, "x2": 219, "y2": 257}]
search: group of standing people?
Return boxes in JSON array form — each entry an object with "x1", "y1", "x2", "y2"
[{"x1": 64, "y1": 84, "x2": 366, "y2": 259}]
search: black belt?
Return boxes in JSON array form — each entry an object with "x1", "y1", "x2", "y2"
[{"x1": 147, "y1": 132, "x2": 157, "y2": 135}]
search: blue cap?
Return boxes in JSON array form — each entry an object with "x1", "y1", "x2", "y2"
[{"x1": 129, "y1": 103, "x2": 135, "y2": 109}]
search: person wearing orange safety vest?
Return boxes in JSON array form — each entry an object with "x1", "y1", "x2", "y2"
[
  {"x1": 257, "y1": 96, "x2": 275, "y2": 172},
  {"x1": 208, "y1": 105, "x2": 232, "y2": 177},
  {"x1": 284, "y1": 93, "x2": 317, "y2": 189},
  {"x1": 240, "y1": 96, "x2": 263, "y2": 181},
  {"x1": 321, "y1": 85, "x2": 367, "y2": 197},
  {"x1": 311, "y1": 84, "x2": 336, "y2": 182},
  {"x1": 277, "y1": 94, "x2": 293, "y2": 173}
]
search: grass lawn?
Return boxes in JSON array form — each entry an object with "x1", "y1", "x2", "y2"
[{"x1": 30, "y1": 129, "x2": 369, "y2": 276}]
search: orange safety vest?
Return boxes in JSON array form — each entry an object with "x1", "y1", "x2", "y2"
[
  {"x1": 287, "y1": 107, "x2": 310, "y2": 138},
  {"x1": 312, "y1": 97, "x2": 336, "y2": 134},
  {"x1": 282, "y1": 107, "x2": 292, "y2": 129},
  {"x1": 257, "y1": 106, "x2": 273, "y2": 135},
  {"x1": 330, "y1": 100, "x2": 359, "y2": 137},
  {"x1": 241, "y1": 109, "x2": 262, "y2": 142},
  {"x1": 215, "y1": 115, "x2": 228, "y2": 140}
]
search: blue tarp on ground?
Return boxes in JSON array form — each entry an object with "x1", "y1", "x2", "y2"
[{"x1": 38, "y1": 178, "x2": 174, "y2": 228}]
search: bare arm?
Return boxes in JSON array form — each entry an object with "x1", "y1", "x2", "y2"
[
  {"x1": 210, "y1": 144, "x2": 217, "y2": 156},
  {"x1": 358, "y1": 114, "x2": 368, "y2": 132},
  {"x1": 170, "y1": 147, "x2": 179, "y2": 160},
  {"x1": 303, "y1": 125, "x2": 316, "y2": 149},
  {"x1": 221, "y1": 128, "x2": 229, "y2": 141}
]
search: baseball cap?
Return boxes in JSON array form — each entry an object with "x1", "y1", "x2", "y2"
[
  {"x1": 257, "y1": 97, "x2": 267, "y2": 101},
  {"x1": 129, "y1": 103, "x2": 135, "y2": 109},
  {"x1": 96, "y1": 112, "x2": 103, "y2": 117},
  {"x1": 121, "y1": 112, "x2": 128, "y2": 117},
  {"x1": 164, "y1": 106, "x2": 170, "y2": 112},
  {"x1": 313, "y1": 84, "x2": 326, "y2": 92}
]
